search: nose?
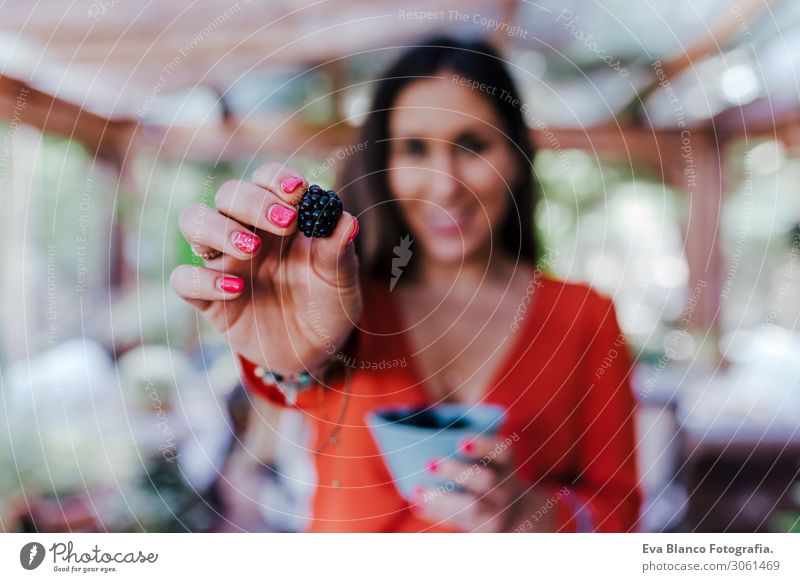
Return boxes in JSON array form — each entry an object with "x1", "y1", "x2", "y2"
[{"x1": 426, "y1": 151, "x2": 460, "y2": 202}]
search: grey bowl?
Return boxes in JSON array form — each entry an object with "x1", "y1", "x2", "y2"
[{"x1": 366, "y1": 403, "x2": 507, "y2": 501}]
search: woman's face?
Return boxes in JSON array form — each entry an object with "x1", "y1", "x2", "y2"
[{"x1": 387, "y1": 72, "x2": 520, "y2": 267}]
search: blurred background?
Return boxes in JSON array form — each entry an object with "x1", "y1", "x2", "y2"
[{"x1": 0, "y1": 0, "x2": 799, "y2": 533}]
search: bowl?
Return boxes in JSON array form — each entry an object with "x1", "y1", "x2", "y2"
[{"x1": 366, "y1": 403, "x2": 506, "y2": 501}]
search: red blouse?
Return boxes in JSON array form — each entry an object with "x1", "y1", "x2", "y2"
[{"x1": 238, "y1": 271, "x2": 642, "y2": 532}]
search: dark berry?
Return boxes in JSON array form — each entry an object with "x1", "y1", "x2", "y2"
[
  {"x1": 297, "y1": 184, "x2": 344, "y2": 238},
  {"x1": 383, "y1": 408, "x2": 470, "y2": 430}
]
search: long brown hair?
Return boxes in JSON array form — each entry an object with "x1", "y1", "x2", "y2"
[{"x1": 338, "y1": 35, "x2": 540, "y2": 285}]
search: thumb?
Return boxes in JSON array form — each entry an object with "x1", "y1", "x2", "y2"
[{"x1": 310, "y1": 212, "x2": 360, "y2": 286}]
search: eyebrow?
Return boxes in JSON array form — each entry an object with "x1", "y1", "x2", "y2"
[{"x1": 388, "y1": 126, "x2": 493, "y2": 142}]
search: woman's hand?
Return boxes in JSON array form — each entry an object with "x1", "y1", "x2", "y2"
[
  {"x1": 170, "y1": 162, "x2": 362, "y2": 374},
  {"x1": 412, "y1": 435, "x2": 556, "y2": 532}
]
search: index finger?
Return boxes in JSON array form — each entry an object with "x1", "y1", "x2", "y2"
[
  {"x1": 251, "y1": 162, "x2": 309, "y2": 206},
  {"x1": 456, "y1": 434, "x2": 515, "y2": 468}
]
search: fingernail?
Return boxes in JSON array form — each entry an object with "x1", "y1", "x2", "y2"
[
  {"x1": 426, "y1": 459, "x2": 440, "y2": 474},
  {"x1": 413, "y1": 485, "x2": 426, "y2": 500},
  {"x1": 216, "y1": 276, "x2": 244, "y2": 294},
  {"x1": 458, "y1": 438, "x2": 474, "y2": 454},
  {"x1": 281, "y1": 176, "x2": 304, "y2": 194},
  {"x1": 231, "y1": 231, "x2": 261, "y2": 254},
  {"x1": 268, "y1": 204, "x2": 297, "y2": 228},
  {"x1": 345, "y1": 217, "x2": 360, "y2": 247}
]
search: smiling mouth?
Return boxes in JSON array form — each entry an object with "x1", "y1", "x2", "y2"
[{"x1": 427, "y1": 210, "x2": 473, "y2": 235}]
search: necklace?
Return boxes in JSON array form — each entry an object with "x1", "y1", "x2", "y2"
[{"x1": 313, "y1": 363, "x2": 352, "y2": 457}]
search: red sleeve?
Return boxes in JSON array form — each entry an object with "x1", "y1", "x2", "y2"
[{"x1": 562, "y1": 290, "x2": 642, "y2": 532}]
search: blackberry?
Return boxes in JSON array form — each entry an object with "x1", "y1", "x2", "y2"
[{"x1": 297, "y1": 184, "x2": 344, "y2": 238}]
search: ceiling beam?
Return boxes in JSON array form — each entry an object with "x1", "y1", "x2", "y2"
[
  {"x1": 660, "y1": 0, "x2": 772, "y2": 82},
  {"x1": 0, "y1": 75, "x2": 136, "y2": 157},
  {"x1": 625, "y1": 0, "x2": 773, "y2": 123}
]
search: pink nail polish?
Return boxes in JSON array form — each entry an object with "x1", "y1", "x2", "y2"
[
  {"x1": 346, "y1": 217, "x2": 360, "y2": 247},
  {"x1": 281, "y1": 176, "x2": 303, "y2": 194},
  {"x1": 231, "y1": 231, "x2": 261, "y2": 254},
  {"x1": 217, "y1": 276, "x2": 244, "y2": 294},
  {"x1": 426, "y1": 459, "x2": 440, "y2": 474},
  {"x1": 459, "y1": 438, "x2": 475, "y2": 454},
  {"x1": 268, "y1": 205, "x2": 297, "y2": 228}
]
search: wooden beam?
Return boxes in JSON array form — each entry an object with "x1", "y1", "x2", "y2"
[
  {"x1": 530, "y1": 123, "x2": 689, "y2": 182},
  {"x1": 0, "y1": 75, "x2": 136, "y2": 157},
  {"x1": 141, "y1": 116, "x2": 356, "y2": 161},
  {"x1": 24, "y1": 0, "x2": 497, "y2": 68},
  {"x1": 660, "y1": 0, "x2": 771, "y2": 83},
  {"x1": 670, "y1": 132, "x2": 725, "y2": 333},
  {"x1": 146, "y1": 116, "x2": 696, "y2": 170},
  {"x1": 488, "y1": 0, "x2": 521, "y2": 50},
  {"x1": 625, "y1": 0, "x2": 773, "y2": 122},
  {"x1": 716, "y1": 105, "x2": 800, "y2": 154}
]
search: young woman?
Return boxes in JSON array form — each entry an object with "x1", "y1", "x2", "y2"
[{"x1": 170, "y1": 36, "x2": 641, "y2": 532}]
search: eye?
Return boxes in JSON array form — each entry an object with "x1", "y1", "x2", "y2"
[
  {"x1": 400, "y1": 138, "x2": 426, "y2": 157},
  {"x1": 458, "y1": 135, "x2": 488, "y2": 154}
]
